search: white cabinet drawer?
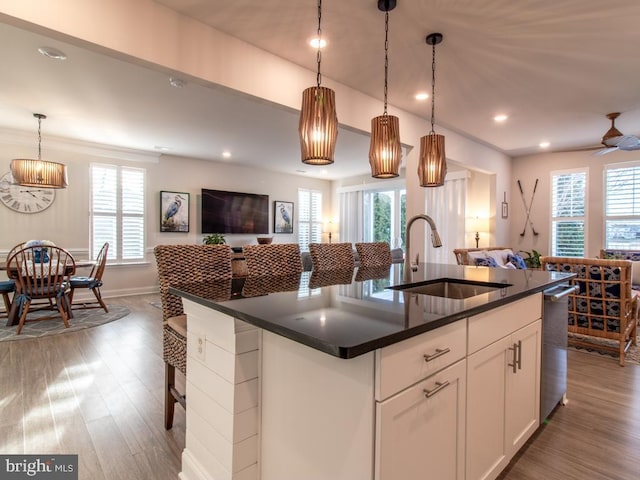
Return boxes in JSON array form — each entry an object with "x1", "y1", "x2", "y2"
[
  {"x1": 468, "y1": 293, "x2": 542, "y2": 355},
  {"x1": 375, "y1": 320, "x2": 466, "y2": 401},
  {"x1": 375, "y1": 359, "x2": 467, "y2": 480}
]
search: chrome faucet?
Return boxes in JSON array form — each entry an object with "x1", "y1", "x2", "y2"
[{"x1": 404, "y1": 214, "x2": 442, "y2": 281}]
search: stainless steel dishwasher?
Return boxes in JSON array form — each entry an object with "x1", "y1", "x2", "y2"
[{"x1": 541, "y1": 283, "x2": 578, "y2": 421}]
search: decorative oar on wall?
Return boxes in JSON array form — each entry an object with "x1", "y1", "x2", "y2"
[{"x1": 517, "y1": 179, "x2": 539, "y2": 236}]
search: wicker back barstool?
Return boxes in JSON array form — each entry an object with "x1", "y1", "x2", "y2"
[
  {"x1": 154, "y1": 244, "x2": 233, "y2": 429},
  {"x1": 243, "y1": 243, "x2": 303, "y2": 277},
  {"x1": 309, "y1": 242, "x2": 355, "y2": 271},
  {"x1": 355, "y1": 242, "x2": 393, "y2": 268}
]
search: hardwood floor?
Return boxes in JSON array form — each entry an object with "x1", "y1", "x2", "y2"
[
  {"x1": 0, "y1": 294, "x2": 185, "y2": 480},
  {"x1": 1, "y1": 294, "x2": 639, "y2": 479}
]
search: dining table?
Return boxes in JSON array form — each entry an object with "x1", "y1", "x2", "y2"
[{"x1": 1, "y1": 259, "x2": 96, "y2": 327}]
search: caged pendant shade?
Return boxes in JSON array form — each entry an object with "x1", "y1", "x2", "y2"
[
  {"x1": 369, "y1": 114, "x2": 402, "y2": 178},
  {"x1": 418, "y1": 33, "x2": 447, "y2": 187},
  {"x1": 418, "y1": 133, "x2": 446, "y2": 187},
  {"x1": 369, "y1": 0, "x2": 401, "y2": 179},
  {"x1": 10, "y1": 113, "x2": 68, "y2": 189},
  {"x1": 299, "y1": 0, "x2": 338, "y2": 165},
  {"x1": 299, "y1": 86, "x2": 338, "y2": 165}
]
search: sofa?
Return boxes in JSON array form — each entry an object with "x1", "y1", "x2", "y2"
[
  {"x1": 542, "y1": 255, "x2": 638, "y2": 366},
  {"x1": 453, "y1": 247, "x2": 528, "y2": 269}
]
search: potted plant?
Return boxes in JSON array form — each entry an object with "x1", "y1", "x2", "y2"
[
  {"x1": 203, "y1": 233, "x2": 226, "y2": 245},
  {"x1": 521, "y1": 249, "x2": 542, "y2": 269}
]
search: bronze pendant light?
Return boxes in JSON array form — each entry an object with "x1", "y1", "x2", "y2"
[
  {"x1": 369, "y1": 0, "x2": 402, "y2": 179},
  {"x1": 11, "y1": 113, "x2": 68, "y2": 189},
  {"x1": 418, "y1": 33, "x2": 447, "y2": 187},
  {"x1": 299, "y1": 0, "x2": 338, "y2": 165}
]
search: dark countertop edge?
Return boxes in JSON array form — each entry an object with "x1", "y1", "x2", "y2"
[{"x1": 170, "y1": 275, "x2": 571, "y2": 360}]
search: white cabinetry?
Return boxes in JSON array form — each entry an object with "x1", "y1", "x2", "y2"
[
  {"x1": 375, "y1": 358, "x2": 466, "y2": 480},
  {"x1": 179, "y1": 293, "x2": 545, "y2": 480},
  {"x1": 466, "y1": 294, "x2": 542, "y2": 480}
]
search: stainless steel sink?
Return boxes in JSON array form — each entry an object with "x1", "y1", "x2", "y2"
[{"x1": 388, "y1": 278, "x2": 511, "y2": 299}]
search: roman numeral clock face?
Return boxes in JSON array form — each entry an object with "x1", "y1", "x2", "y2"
[{"x1": 0, "y1": 172, "x2": 56, "y2": 213}]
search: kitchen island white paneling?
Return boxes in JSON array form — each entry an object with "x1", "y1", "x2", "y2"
[{"x1": 172, "y1": 264, "x2": 569, "y2": 480}]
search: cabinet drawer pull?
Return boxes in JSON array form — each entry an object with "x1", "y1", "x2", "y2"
[
  {"x1": 516, "y1": 340, "x2": 522, "y2": 370},
  {"x1": 508, "y1": 343, "x2": 518, "y2": 373},
  {"x1": 423, "y1": 380, "x2": 450, "y2": 398},
  {"x1": 423, "y1": 347, "x2": 450, "y2": 362}
]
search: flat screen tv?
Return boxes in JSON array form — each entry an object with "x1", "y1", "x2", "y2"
[{"x1": 201, "y1": 189, "x2": 269, "y2": 234}]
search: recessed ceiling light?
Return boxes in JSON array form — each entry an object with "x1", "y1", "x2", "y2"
[
  {"x1": 154, "y1": 145, "x2": 171, "y2": 151},
  {"x1": 539, "y1": 141, "x2": 550, "y2": 148},
  {"x1": 222, "y1": 151, "x2": 232, "y2": 158},
  {"x1": 169, "y1": 77, "x2": 186, "y2": 88},
  {"x1": 295, "y1": 169, "x2": 307, "y2": 174},
  {"x1": 38, "y1": 46, "x2": 67, "y2": 60},
  {"x1": 494, "y1": 114, "x2": 508, "y2": 123},
  {"x1": 415, "y1": 92, "x2": 429, "y2": 101},
  {"x1": 309, "y1": 37, "x2": 327, "y2": 49}
]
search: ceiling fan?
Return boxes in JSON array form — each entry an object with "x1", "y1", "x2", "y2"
[{"x1": 593, "y1": 112, "x2": 640, "y2": 156}]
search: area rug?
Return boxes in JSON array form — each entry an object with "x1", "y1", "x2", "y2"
[
  {"x1": 0, "y1": 305, "x2": 130, "y2": 342},
  {"x1": 568, "y1": 332, "x2": 640, "y2": 365}
]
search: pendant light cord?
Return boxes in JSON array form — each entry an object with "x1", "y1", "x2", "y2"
[
  {"x1": 37, "y1": 115, "x2": 42, "y2": 160},
  {"x1": 383, "y1": 10, "x2": 389, "y2": 115},
  {"x1": 430, "y1": 41, "x2": 436, "y2": 134},
  {"x1": 316, "y1": 0, "x2": 323, "y2": 89}
]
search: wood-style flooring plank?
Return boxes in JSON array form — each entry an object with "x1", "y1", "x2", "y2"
[{"x1": 499, "y1": 350, "x2": 640, "y2": 480}]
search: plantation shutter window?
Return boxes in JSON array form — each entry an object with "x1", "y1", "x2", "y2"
[
  {"x1": 298, "y1": 188, "x2": 323, "y2": 252},
  {"x1": 550, "y1": 169, "x2": 587, "y2": 257},
  {"x1": 605, "y1": 162, "x2": 640, "y2": 249},
  {"x1": 91, "y1": 164, "x2": 145, "y2": 262}
]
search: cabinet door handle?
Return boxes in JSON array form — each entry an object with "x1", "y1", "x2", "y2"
[
  {"x1": 508, "y1": 343, "x2": 518, "y2": 373},
  {"x1": 423, "y1": 347, "x2": 450, "y2": 362},
  {"x1": 516, "y1": 340, "x2": 522, "y2": 370},
  {"x1": 423, "y1": 380, "x2": 450, "y2": 398}
]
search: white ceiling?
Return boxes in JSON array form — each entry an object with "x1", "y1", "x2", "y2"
[{"x1": 2, "y1": 0, "x2": 640, "y2": 180}]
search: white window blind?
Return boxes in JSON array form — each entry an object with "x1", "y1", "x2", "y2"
[
  {"x1": 298, "y1": 188, "x2": 322, "y2": 251},
  {"x1": 91, "y1": 164, "x2": 145, "y2": 261},
  {"x1": 550, "y1": 170, "x2": 586, "y2": 257},
  {"x1": 605, "y1": 162, "x2": 640, "y2": 249}
]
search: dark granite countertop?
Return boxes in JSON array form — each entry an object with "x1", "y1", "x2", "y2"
[{"x1": 170, "y1": 262, "x2": 573, "y2": 359}]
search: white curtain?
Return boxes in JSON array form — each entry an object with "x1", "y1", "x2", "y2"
[
  {"x1": 425, "y1": 172, "x2": 468, "y2": 264},
  {"x1": 339, "y1": 190, "x2": 364, "y2": 244}
]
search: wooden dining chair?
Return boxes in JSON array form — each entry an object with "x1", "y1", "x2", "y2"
[
  {"x1": 1, "y1": 242, "x2": 26, "y2": 320},
  {"x1": 309, "y1": 242, "x2": 355, "y2": 271},
  {"x1": 69, "y1": 242, "x2": 109, "y2": 312},
  {"x1": 154, "y1": 244, "x2": 233, "y2": 429},
  {"x1": 8, "y1": 245, "x2": 75, "y2": 334},
  {"x1": 355, "y1": 242, "x2": 393, "y2": 268},
  {"x1": 243, "y1": 243, "x2": 303, "y2": 276}
]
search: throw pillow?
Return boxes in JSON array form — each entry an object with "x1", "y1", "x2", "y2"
[
  {"x1": 507, "y1": 253, "x2": 527, "y2": 269},
  {"x1": 475, "y1": 256, "x2": 498, "y2": 268}
]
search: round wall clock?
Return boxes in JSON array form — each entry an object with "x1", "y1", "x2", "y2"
[{"x1": 0, "y1": 171, "x2": 56, "y2": 213}]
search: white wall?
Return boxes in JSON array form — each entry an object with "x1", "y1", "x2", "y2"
[
  {"x1": 511, "y1": 148, "x2": 636, "y2": 258},
  {"x1": 0, "y1": 0, "x2": 512, "y2": 269},
  {"x1": 0, "y1": 136, "x2": 331, "y2": 298}
]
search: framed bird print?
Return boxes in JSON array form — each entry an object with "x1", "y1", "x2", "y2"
[
  {"x1": 274, "y1": 200, "x2": 294, "y2": 234},
  {"x1": 160, "y1": 191, "x2": 190, "y2": 232}
]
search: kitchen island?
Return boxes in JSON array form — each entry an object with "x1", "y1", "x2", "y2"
[{"x1": 170, "y1": 263, "x2": 573, "y2": 480}]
